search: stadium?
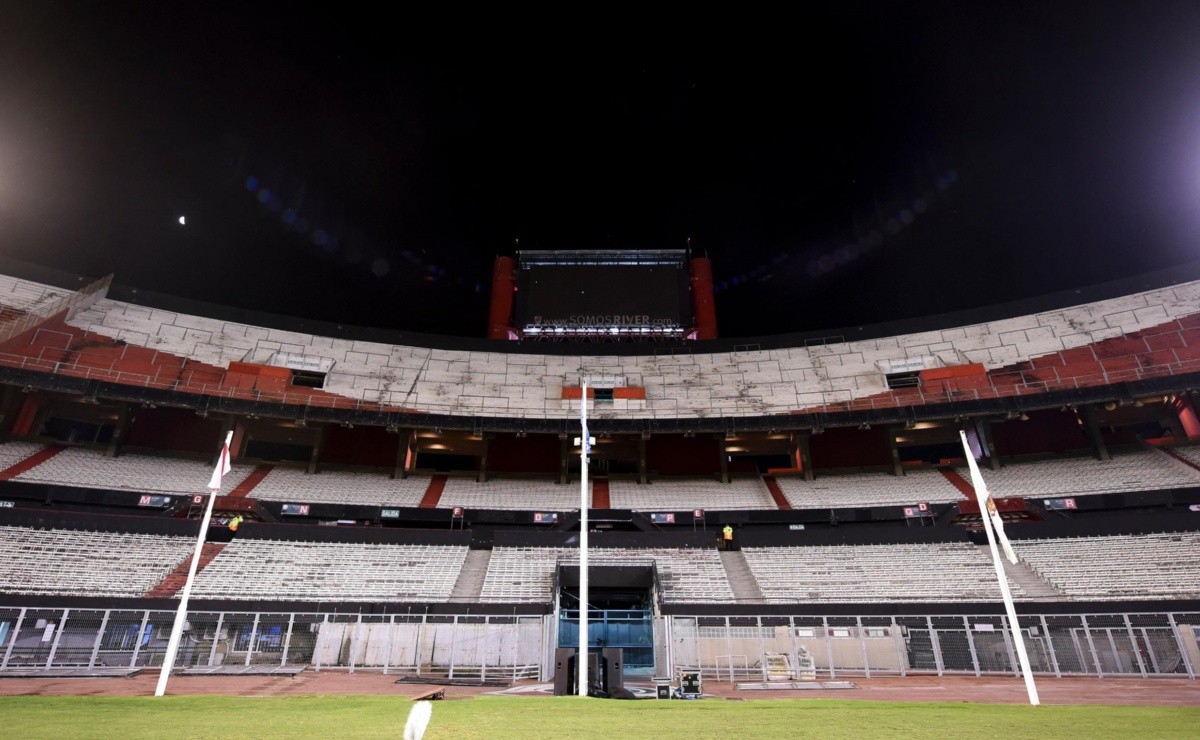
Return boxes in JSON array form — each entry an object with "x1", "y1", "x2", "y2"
[
  {"x1": 0, "y1": 248, "x2": 1197, "y2": 720},
  {"x1": 5, "y1": 5, "x2": 1200, "y2": 737}
]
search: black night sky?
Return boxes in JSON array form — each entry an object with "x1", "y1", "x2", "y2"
[{"x1": 3, "y1": 5, "x2": 1199, "y2": 339}]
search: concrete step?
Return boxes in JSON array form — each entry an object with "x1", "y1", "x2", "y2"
[
  {"x1": 448, "y1": 549, "x2": 492, "y2": 602},
  {"x1": 145, "y1": 542, "x2": 228, "y2": 598},
  {"x1": 977, "y1": 545, "x2": 1064, "y2": 600},
  {"x1": 719, "y1": 549, "x2": 767, "y2": 604}
]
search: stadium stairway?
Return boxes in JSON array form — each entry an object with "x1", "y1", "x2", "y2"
[
  {"x1": 719, "y1": 549, "x2": 767, "y2": 603},
  {"x1": 987, "y1": 547, "x2": 1063, "y2": 600},
  {"x1": 1155, "y1": 444, "x2": 1200, "y2": 476},
  {"x1": 762, "y1": 476, "x2": 793, "y2": 509},
  {"x1": 145, "y1": 542, "x2": 227, "y2": 598},
  {"x1": 938, "y1": 467, "x2": 976, "y2": 499},
  {"x1": 591, "y1": 478, "x2": 610, "y2": 508},
  {"x1": 419, "y1": 475, "x2": 447, "y2": 508},
  {"x1": 447, "y1": 549, "x2": 492, "y2": 602},
  {"x1": 0, "y1": 444, "x2": 62, "y2": 480},
  {"x1": 228, "y1": 464, "x2": 273, "y2": 497}
]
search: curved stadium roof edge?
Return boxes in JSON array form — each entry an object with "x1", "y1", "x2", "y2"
[{"x1": 4, "y1": 254, "x2": 1200, "y2": 356}]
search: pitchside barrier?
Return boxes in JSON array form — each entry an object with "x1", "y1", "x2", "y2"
[
  {"x1": 0, "y1": 607, "x2": 546, "y2": 681},
  {"x1": 0, "y1": 606, "x2": 1196, "y2": 681}
]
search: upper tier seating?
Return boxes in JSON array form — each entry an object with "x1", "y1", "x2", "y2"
[
  {"x1": 776, "y1": 468, "x2": 966, "y2": 509},
  {"x1": 1170, "y1": 444, "x2": 1200, "y2": 469},
  {"x1": 49, "y1": 268, "x2": 1200, "y2": 420},
  {"x1": 0, "y1": 526, "x2": 194, "y2": 596},
  {"x1": 189, "y1": 539, "x2": 469, "y2": 602},
  {"x1": 0, "y1": 274, "x2": 72, "y2": 313},
  {"x1": 607, "y1": 478, "x2": 777, "y2": 511},
  {"x1": 0, "y1": 441, "x2": 49, "y2": 473},
  {"x1": 3, "y1": 441, "x2": 1197, "y2": 512},
  {"x1": 741, "y1": 542, "x2": 1027, "y2": 603},
  {"x1": 478, "y1": 546, "x2": 736, "y2": 603},
  {"x1": 439, "y1": 477, "x2": 584, "y2": 511},
  {"x1": 963, "y1": 449, "x2": 1200, "y2": 499},
  {"x1": 1012, "y1": 532, "x2": 1200, "y2": 600},
  {"x1": 249, "y1": 467, "x2": 430, "y2": 507},
  {"x1": 11, "y1": 446, "x2": 255, "y2": 494}
]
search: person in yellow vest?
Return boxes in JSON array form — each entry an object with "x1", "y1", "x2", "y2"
[
  {"x1": 722, "y1": 524, "x2": 733, "y2": 549},
  {"x1": 229, "y1": 514, "x2": 244, "y2": 532}
]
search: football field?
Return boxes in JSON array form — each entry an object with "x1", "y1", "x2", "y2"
[{"x1": 2, "y1": 695, "x2": 1197, "y2": 740}]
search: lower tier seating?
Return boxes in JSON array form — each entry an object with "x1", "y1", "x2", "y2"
[
  {"x1": 1012, "y1": 532, "x2": 1200, "y2": 600},
  {"x1": 741, "y1": 542, "x2": 1027, "y2": 603},
  {"x1": 0, "y1": 526, "x2": 195, "y2": 597},
  {"x1": 478, "y1": 546, "x2": 736, "y2": 603},
  {"x1": 188, "y1": 539, "x2": 469, "y2": 602}
]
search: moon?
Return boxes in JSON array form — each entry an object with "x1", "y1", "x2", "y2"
[{"x1": 178, "y1": 215, "x2": 186, "y2": 225}]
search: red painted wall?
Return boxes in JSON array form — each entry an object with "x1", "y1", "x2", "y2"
[
  {"x1": 989, "y1": 409, "x2": 1089, "y2": 456},
  {"x1": 125, "y1": 407, "x2": 225, "y2": 455},
  {"x1": 487, "y1": 433, "x2": 561, "y2": 474},
  {"x1": 810, "y1": 426, "x2": 890, "y2": 469},
  {"x1": 320, "y1": 425, "x2": 399, "y2": 467},
  {"x1": 487, "y1": 256, "x2": 518, "y2": 340},
  {"x1": 10, "y1": 395, "x2": 42, "y2": 437},
  {"x1": 689, "y1": 257, "x2": 718, "y2": 340},
  {"x1": 646, "y1": 434, "x2": 720, "y2": 476}
]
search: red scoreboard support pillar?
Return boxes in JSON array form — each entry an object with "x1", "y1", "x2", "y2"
[
  {"x1": 488, "y1": 256, "x2": 518, "y2": 340},
  {"x1": 1175, "y1": 394, "x2": 1200, "y2": 440},
  {"x1": 690, "y1": 257, "x2": 718, "y2": 340}
]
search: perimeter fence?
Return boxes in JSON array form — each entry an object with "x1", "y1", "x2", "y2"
[{"x1": 2, "y1": 606, "x2": 1197, "y2": 683}]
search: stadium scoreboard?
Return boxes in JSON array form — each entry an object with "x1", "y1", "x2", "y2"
[{"x1": 515, "y1": 250, "x2": 691, "y2": 339}]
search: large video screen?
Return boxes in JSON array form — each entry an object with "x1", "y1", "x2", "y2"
[{"x1": 515, "y1": 264, "x2": 690, "y2": 329}]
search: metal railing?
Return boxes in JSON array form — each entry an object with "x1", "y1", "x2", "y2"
[
  {"x1": 1, "y1": 604, "x2": 1195, "y2": 682},
  {"x1": 666, "y1": 611, "x2": 1199, "y2": 682},
  {"x1": 0, "y1": 275, "x2": 112, "y2": 345},
  {"x1": 0, "y1": 606, "x2": 548, "y2": 680}
]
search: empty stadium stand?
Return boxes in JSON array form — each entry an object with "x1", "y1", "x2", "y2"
[
  {"x1": 1012, "y1": 532, "x2": 1200, "y2": 600},
  {"x1": 248, "y1": 466, "x2": 430, "y2": 507},
  {"x1": 0, "y1": 262, "x2": 1199, "y2": 681},
  {"x1": 961, "y1": 449, "x2": 1200, "y2": 499},
  {"x1": 1169, "y1": 444, "x2": 1200, "y2": 469},
  {"x1": 188, "y1": 539, "x2": 469, "y2": 602},
  {"x1": 439, "y1": 477, "x2": 584, "y2": 511},
  {"x1": 0, "y1": 441, "x2": 50, "y2": 477},
  {"x1": 478, "y1": 546, "x2": 736, "y2": 603},
  {"x1": 0, "y1": 526, "x2": 195, "y2": 597},
  {"x1": 9, "y1": 446, "x2": 255, "y2": 495},
  {"x1": 0, "y1": 273, "x2": 72, "y2": 313},
  {"x1": 0, "y1": 267, "x2": 1186, "y2": 420},
  {"x1": 607, "y1": 477, "x2": 778, "y2": 511},
  {"x1": 741, "y1": 542, "x2": 1030, "y2": 603},
  {"x1": 775, "y1": 468, "x2": 967, "y2": 509}
]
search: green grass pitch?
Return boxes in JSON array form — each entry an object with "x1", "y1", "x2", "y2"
[{"x1": 2, "y1": 695, "x2": 1197, "y2": 739}]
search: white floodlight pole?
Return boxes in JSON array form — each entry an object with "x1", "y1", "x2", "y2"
[
  {"x1": 959, "y1": 431, "x2": 1040, "y2": 706},
  {"x1": 155, "y1": 431, "x2": 232, "y2": 697},
  {"x1": 578, "y1": 381, "x2": 590, "y2": 697}
]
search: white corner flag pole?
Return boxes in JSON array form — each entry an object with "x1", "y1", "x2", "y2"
[
  {"x1": 959, "y1": 430, "x2": 1040, "y2": 706},
  {"x1": 155, "y1": 430, "x2": 233, "y2": 697},
  {"x1": 578, "y1": 381, "x2": 590, "y2": 697}
]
